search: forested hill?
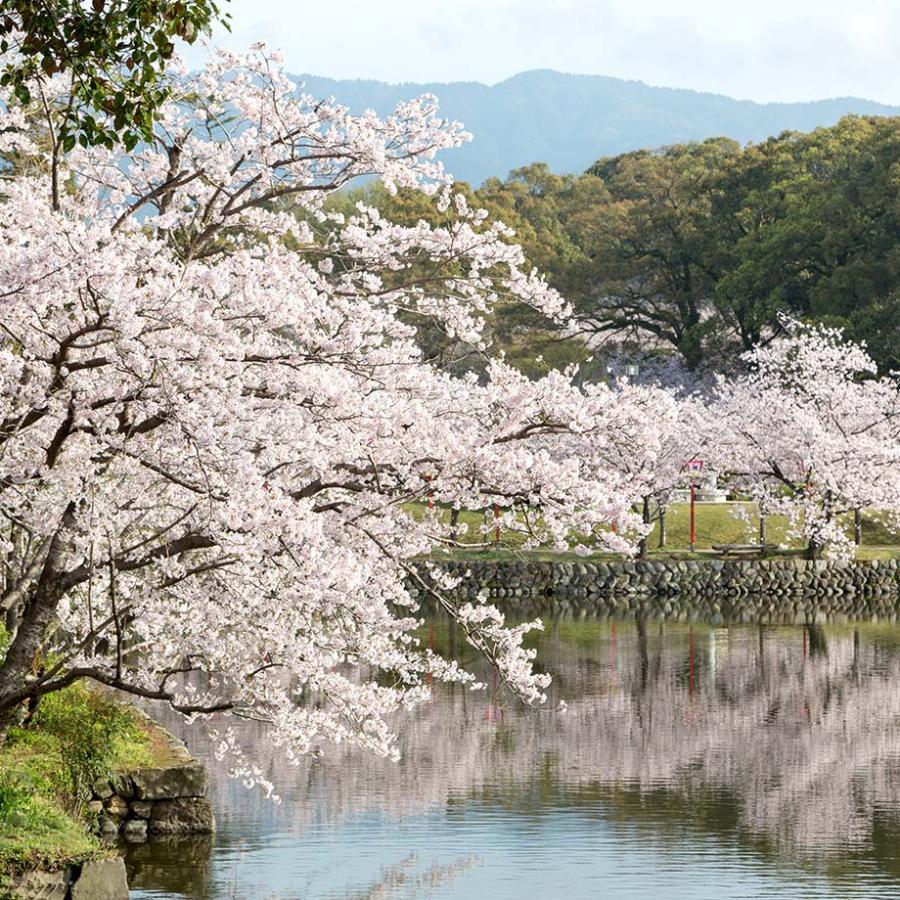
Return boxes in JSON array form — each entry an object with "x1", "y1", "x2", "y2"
[{"x1": 294, "y1": 69, "x2": 900, "y2": 185}]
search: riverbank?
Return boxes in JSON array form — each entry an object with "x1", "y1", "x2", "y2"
[
  {"x1": 413, "y1": 501, "x2": 900, "y2": 560},
  {"x1": 412, "y1": 557, "x2": 900, "y2": 620},
  {"x1": 0, "y1": 684, "x2": 153, "y2": 886},
  {"x1": 0, "y1": 679, "x2": 213, "y2": 899}
]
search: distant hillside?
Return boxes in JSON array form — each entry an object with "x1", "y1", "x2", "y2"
[{"x1": 294, "y1": 69, "x2": 900, "y2": 185}]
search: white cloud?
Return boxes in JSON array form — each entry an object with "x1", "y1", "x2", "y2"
[{"x1": 194, "y1": 0, "x2": 900, "y2": 103}]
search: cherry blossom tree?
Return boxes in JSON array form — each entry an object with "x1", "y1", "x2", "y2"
[
  {"x1": 603, "y1": 386, "x2": 710, "y2": 557},
  {"x1": 417, "y1": 364, "x2": 689, "y2": 557},
  {"x1": 708, "y1": 318, "x2": 900, "y2": 560},
  {"x1": 0, "y1": 46, "x2": 677, "y2": 764}
]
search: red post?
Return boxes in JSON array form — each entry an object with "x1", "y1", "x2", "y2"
[
  {"x1": 494, "y1": 503, "x2": 501, "y2": 544},
  {"x1": 682, "y1": 458, "x2": 703, "y2": 553},
  {"x1": 690, "y1": 483, "x2": 696, "y2": 551}
]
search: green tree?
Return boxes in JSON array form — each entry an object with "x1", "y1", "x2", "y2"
[
  {"x1": 308, "y1": 117, "x2": 900, "y2": 376},
  {"x1": 470, "y1": 118, "x2": 900, "y2": 374},
  {"x1": 716, "y1": 116, "x2": 900, "y2": 364},
  {"x1": 573, "y1": 139, "x2": 740, "y2": 369},
  {"x1": 0, "y1": 0, "x2": 229, "y2": 205}
]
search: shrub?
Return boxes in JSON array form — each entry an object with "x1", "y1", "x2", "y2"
[
  {"x1": 0, "y1": 771, "x2": 31, "y2": 828},
  {"x1": 31, "y1": 685, "x2": 142, "y2": 815}
]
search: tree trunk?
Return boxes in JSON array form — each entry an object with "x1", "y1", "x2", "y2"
[
  {"x1": 807, "y1": 492, "x2": 833, "y2": 561},
  {"x1": 854, "y1": 508, "x2": 863, "y2": 546},
  {"x1": 759, "y1": 514, "x2": 767, "y2": 556},
  {"x1": 0, "y1": 505, "x2": 75, "y2": 734},
  {"x1": 449, "y1": 506, "x2": 460, "y2": 542},
  {"x1": 658, "y1": 506, "x2": 667, "y2": 548},
  {"x1": 638, "y1": 495, "x2": 650, "y2": 559}
]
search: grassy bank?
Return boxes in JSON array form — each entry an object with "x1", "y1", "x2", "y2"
[
  {"x1": 411, "y1": 502, "x2": 900, "y2": 561},
  {"x1": 0, "y1": 679, "x2": 156, "y2": 879}
]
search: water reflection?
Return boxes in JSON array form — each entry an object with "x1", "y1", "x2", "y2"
[{"x1": 127, "y1": 619, "x2": 900, "y2": 899}]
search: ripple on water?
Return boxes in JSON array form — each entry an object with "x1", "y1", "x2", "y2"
[{"x1": 127, "y1": 620, "x2": 900, "y2": 900}]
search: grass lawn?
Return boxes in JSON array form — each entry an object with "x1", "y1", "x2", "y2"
[
  {"x1": 0, "y1": 681, "x2": 158, "y2": 877},
  {"x1": 409, "y1": 502, "x2": 900, "y2": 562}
]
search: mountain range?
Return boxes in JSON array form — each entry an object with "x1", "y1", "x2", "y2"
[{"x1": 294, "y1": 69, "x2": 900, "y2": 186}]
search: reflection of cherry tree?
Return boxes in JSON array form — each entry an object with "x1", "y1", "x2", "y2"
[
  {"x1": 343, "y1": 854, "x2": 482, "y2": 900},
  {"x1": 154, "y1": 623, "x2": 900, "y2": 864}
]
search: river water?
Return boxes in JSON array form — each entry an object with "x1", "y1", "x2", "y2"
[{"x1": 125, "y1": 618, "x2": 900, "y2": 899}]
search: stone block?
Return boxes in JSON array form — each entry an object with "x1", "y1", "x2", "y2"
[
  {"x1": 110, "y1": 773, "x2": 134, "y2": 800},
  {"x1": 71, "y1": 858, "x2": 129, "y2": 900},
  {"x1": 130, "y1": 799, "x2": 153, "y2": 818},
  {"x1": 9, "y1": 867, "x2": 71, "y2": 900},
  {"x1": 105, "y1": 795, "x2": 129, "y2": 817},
  {"x1": 148, "y1": 797, "x2": 215, "y2": 835},
  {"x1": 96, "y1": 815, "x2": 120, "y2": 839},
  {"x1": 132, "y1": 762, "x2": 207, "y2": 800},
  {"x1": 91, "y1": 778, "x2": 114, "y2": 800}
]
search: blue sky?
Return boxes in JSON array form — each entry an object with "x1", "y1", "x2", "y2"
[{"x1": 192, "y1": 0, "x2": 900, "y2": 104}]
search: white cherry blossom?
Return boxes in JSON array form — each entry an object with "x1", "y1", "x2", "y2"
[{"x1": 0, "y1": 47, "x2": 676, "y2": 764}]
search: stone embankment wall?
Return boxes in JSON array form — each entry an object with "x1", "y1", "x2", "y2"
[
  {"x1": 12, "y1": 718, "x2": 213, "y2": 900},
  {"x1": 88, "y1": 720, "x2": 214, "y2": 845},
  {"x1": 412, "y1": 558, "x2": 900, "y2": 621}
]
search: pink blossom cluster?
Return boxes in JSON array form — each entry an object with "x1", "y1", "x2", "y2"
[
  {"x1": 707, "y1": 318, "x2": 900, "y2": 560},
  {"x1": 0, "y1": 47, "x2": 678, "y2": 764},
  {"x1": 1, "y1": 47, "x2": 898, "y2": 771}
]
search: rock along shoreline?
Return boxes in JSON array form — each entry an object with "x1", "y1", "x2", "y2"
[
  {"x1": 10, "y1": 711, "x2": 213, "y2": 900},
  {"x1": 412, "y1": 557, "x2": 900, "y2": 622}
]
